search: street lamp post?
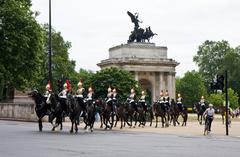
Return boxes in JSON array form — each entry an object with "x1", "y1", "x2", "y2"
[
  {"x1": 225, "y1": 70, "x2": 229, "y2": 135},
  {"x1": 48, "y1": 0, "x2": 52, "y2": 85}
]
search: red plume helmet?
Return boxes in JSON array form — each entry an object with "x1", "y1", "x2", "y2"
[
  {"x1": 46, "y1": 80, "x2": 52, "y2": 91},
  {"x1": 65, "y1": 80, "x2": 70, "y2": 91}
]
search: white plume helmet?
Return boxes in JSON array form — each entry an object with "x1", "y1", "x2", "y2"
[
  {"x1": 77, "y1": 81, "x2": 83, "y2": 87},
  {"x1": 108, "y1": 87, "x2": 112, "y2": 92}
]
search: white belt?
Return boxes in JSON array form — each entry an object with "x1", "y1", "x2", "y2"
[
  {"x1": 130, "y1": 100, "x2": 134, "y2": 103},
  {"x1": 76, "y1": 95, "x2": 83, "y2": 98},
  {"x1": 106, "y1": 98, "x2": 112, "y2": 103}
]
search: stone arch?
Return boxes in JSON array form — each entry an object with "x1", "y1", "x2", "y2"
[{"x1": 139, "y1": 79, "x2": 153, "y2": 104}]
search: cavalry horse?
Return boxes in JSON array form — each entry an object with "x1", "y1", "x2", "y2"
[
  {"x1": 169, "y1": 99, "x2": 188, "y2": 126},
  {"x1": 124, "y1": 100, "x2": 138, "y2": 128},
  {"x1": 68, "y1": 95, "x2": 82, "y2": 133},
  {"x1": 134, "y1": 102, "x2": 146, "y2": 128},
  {"x1": 95, "y1": 99, "x2": 114, "y2": 130},
  {"x1": 114, "y1": 102, "x2": 128, "y2": 129},
  {"x1": 169, "y1": 99, "x2": 180, "y2": 126},
  {"x1": 153, "y1": 101, "x2": 168, "y2": 128},
  {"x1": 194, "y1": 103, "x2": 206, "y2": 125},
  {"x1": 84, "y1": 100, "x2": 96, "y2": 132},
  {"x1": 29, "y1": 90, "x2": 62, "y2": 131}
]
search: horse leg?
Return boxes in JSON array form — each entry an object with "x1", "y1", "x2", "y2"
[
  {"x1": 176, "y1": 114, "x2": 180, "y2": 125},
  {"x1": 120, "y1": 117, "x2": 123, "y2": 129},
  {"x1": 114, "y1": 115, "x2": 118, "y2": 127},
  {"x1": 90, "y1": 119, "x2": 94, "y2": 132},
  {"x1": 134, "y1": 113, "x2": 138, "y2": 128},
  {"x1": 165, "y1": 115, "x2": 169, "y2": 127},
  {"x1": 150, "y1": 112, "x2": 153, "y2": 127},
  {"x1": 222, "y1": 114, "x2": 224, "y2": 124},
  {"x1": 38, "y1": 119, "x2": 43, "y2": 132},
  {"x1": 173, "y1": 115, "x2": 176, "y2": 127},
  {"x1": 161, "y1": 116, "x2": 165, "y2": 128},
  {"x1": 75, "y1": 121, "x2": 78, "y2": 133},
  {"x1": 155, "y1": 115, "x2": 158, "y2": 128},
  {"x1": 110, "y1": 114, "x2": 114, "y2": 129},
  {"x1": 100, "y1": 115, "x2": 103, "y2": 128},
  {"x1": 130, "y1": 115, "x2": 133, "y2": 128},
  {"x1": 70, "y1": 121, "x2": 74, "y2": 133},
  {"x1": 60, "y1": 121, "x2": 63, "y2": 130}
]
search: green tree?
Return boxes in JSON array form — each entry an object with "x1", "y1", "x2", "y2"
[
  {"x1": 33, "y1": 25, "x2": 79, "y2": 92},
  {"x1": 88, "y1": 67, "x2": 140, "y2": 101},
  {"x1": 193, "y1": 40, "x2": 234, "y2": 85},
  {"x1": 208, "y1": 88, "x2": 239, "y2": 109},
  {"x1": 221, "y1": 50, "x2": 240, "y2": 97},
  {"x1": 226, "y1": 88, "x2": 239, "y2": 109},
  {"x1": 207, "y1": 93, "x2": 224, "y2": 108},
  {"x1": 0, "y1": 0, "x2": 44, "y2": 90},
  {"x1": 176, "y1": 71, "x2": 207, "y2": 106}
]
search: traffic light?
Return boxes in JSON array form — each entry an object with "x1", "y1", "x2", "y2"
[
  {"x1": 216, "y1": 75, "x2": 224, "y2": 91},
  {"x1": 210, "y1": 75, "x2": 224, "y2": 92}
]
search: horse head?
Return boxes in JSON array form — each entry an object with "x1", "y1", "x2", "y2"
[{"x1": 28, "y1": 90, "x2": 44, "y2": 105}]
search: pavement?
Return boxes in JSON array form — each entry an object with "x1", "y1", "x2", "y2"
[{"x1": 0, "y1": 119, "x2": 240, "y2": 157}]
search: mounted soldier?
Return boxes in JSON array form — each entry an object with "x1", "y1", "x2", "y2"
[
  {"x1": 105, "y1": 86, "x2": 114, "y2": 111},
  {"x1": 76, "y1": 80, "x2": 86, "y2": 115},
  {"x1": 44, "y1": 81, "x2": 52, "y2": 105},
  {"x1": 176, "y1": 93, "x2": 183, "y2": 111},
  {"x1": 112, "y1": 88, "x2": 118, "y2": 113},
  {"x1": 44, "y1": 81, "x2": 53, "y2": 114},
  {"x1": 199, "y1": 96, "x2": 206, "y2": 111},
  {"x1": 139, "y1": 90, "x2": 147, "y2": 110},
  {"x1": 164, "y1": 90, "x2": 170, "y2": 110},
  {"x1": 157, "y1": 90, "x2": 165, "y2": 111},
  {"x1": 58, "y1": 80, "x2": 71, "y2": 115},
  {"x1": 127, "y1": 88, "x2": 137, "y2": 112},
  {"x1": 86, "y1": 86, "x2": 94, "y2": 104}
]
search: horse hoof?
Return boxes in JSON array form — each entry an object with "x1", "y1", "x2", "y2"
[
  {"x1": 70, "y1": 130, "x2": 73, "y2": 133},
  {"x1": 91, "y1": 129, "x2": 93, "y2": 132}
]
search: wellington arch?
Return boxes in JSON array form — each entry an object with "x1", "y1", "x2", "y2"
[{"x1": 97, "y1": 42, "x2": 179, "y2": 102}]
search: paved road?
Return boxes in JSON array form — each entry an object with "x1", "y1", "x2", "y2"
[{"x1": 0, "y1": 120, "x2": 239, "y2": 157}]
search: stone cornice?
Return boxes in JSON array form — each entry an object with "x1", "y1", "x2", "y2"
[
  {"x1": 109, "y1": 43, "x2": 167, "y2": 52},
  {"x1": 97, "y1": 57, "x2": 179, "y2": 67}
]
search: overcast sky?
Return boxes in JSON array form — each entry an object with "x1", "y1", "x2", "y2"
[{"x1": 31, "y1": 0, "x2": 240, "y2": 77}]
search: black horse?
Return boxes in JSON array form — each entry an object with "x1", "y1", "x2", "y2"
[
  {"x1": 84, "y1": 100, "x2": 96, "y2": 132},
  {"x1": 68, "y1": 96, "x2": 82, "y2": 133},
  {"x1": 194, "y1": 103, "x2": 206, "y2": 125},
  {"x1": 153, "y1": 101, "x2": 168, "y2": 128},
  {"x1": 95, "y1": 99, "x2": 114, "y2": 130},
  {"x1": 124, "y1": 100, "x2": 138, "y2": 128},
  {"x1": 169, "y1": 99, "x2": 181, "y2": 126},
  {"x1": 29, "y1": 90, "x2": 62, "y2": 131},
  {"x1": 114, "y1": 102, "x2": 128, "y2": 129}
]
